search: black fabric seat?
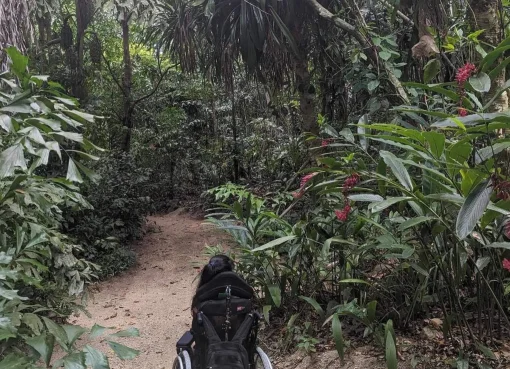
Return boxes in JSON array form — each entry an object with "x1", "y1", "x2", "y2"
[
  {"x1": 192, "y1": 271, "x2": 254, "y2": 306},
  {"x1": 188, "y1": 271, "x2": 258, "y2": 369}
]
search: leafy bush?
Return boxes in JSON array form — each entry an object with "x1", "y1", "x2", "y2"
[
  {"x1": 0, "y1": 48, "x2": 138, "y2": 367},
  {"x1": 64, "y1": 152, "x2": 152, "y2": 278},
  {"x1": 206, "y1": 37, "x2": 510, "y2": 367}
]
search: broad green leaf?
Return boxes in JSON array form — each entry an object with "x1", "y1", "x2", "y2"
[
  {"x1": 0, "y1": 286, "x2": 26, "y2": 300},
  {"x1": 106, "y1": 341, "x2": 140, "y2": 360},
  {"x1": 66, "y1": 159, "x2": 83, "y2": 183},
  {"x1": 358, "y1": 115, "x2": 369, "y2": 150},
  {"x1": 110, "y1": 327, "x2": 139, "y2": 338},
  {"x1": 268, "y1": 285, "x2": 281, "y2": 307},
  {"x1": 262, "y1": 305, "x2": 271, "y2": 324},
  {"x1": 0, "y1": 114, "x2": 13, "y2": 132},
  {"x1": 0, "y1": 329, "x2": 16, "y2": 340},
  {"x1": 251, "y1": 235, "x2": 296, "y2": 252},
  {"x1": 332, "y1": 314, "x2": 344, "y2": 361},
  {"x1": 61, "y1": 352, "x2": 86, "y2": 369},
  {"x1": 368, "y1": 80, "x2": 380, "y2": 92},
  {"x1": 0, "y1": 353, "x2": 32, "y2": 369},
  {"x1": 22, "y1": 313, "x2": 44, "y2": 335},
  {"x1": 6, "y1": 47, "x2": 28, "y2": 80},
  {"x1": 366, "y1": 301, "x2": 377, "y2": 323},
  {"x1": 25, "y1": 333, "x2": 53, "y2": 366},
  {"x1": 480, "y1": 45, "x2": 510, "y2": 72},
  {"x1": 456, "y1": 179, "x2": 492, "y2": 239},
  {"x1": 399, "y1": 216, "x2": 436, "y2": 231},
  {"x1": 380, "y1": 151, "x2": 413, "y2": 190},
  {"x1": 63, "y1": 325, "x2": 87, "y2": 346},
  {"x1": 385, "y1": 327, "x2": 398, "y2": 369},
  {"x1": 422, "y1": 131, "x2": 445, "y2": 159},
  {"x1": 348, "y1": 194, "x2": 384, "y2": 202},
  {"x1": 84, "y1": 345, "x2": 110, "y2": 369},
  {"x1": 486, "y1": 242, "x2": 510, "y2": 250},
  {"x1": 475, "y1": 142, "x2": 510, "y2": 164},
  {"x1": 89, "y1": 324, "x2": 109, "y2": 339},
  {"x1": 469, "y1": 72, "x2": 491, "y2": 93},
  {"x1": 476, "y1": 343, "x2": 497, "y2": 360},
  {"x1": 62, "y1": 110, "x2": 96, "y2": 124},
  {"x1": 379, "y1": 51, "x2": 391, "y2": 61},
  {"x1": 42, "y1": 316, "x2": 68, "y2": 350},
  {"x1": 52, "y1": 131, "x2": 84, "y2": 143},
  {"x1": 0, "y1": 145, "x2": 26, "y2": 178},
  {"x1": 369, "y1": 197, "x2": 413, "y2": 213},
  {"x1": 423, "y1": 59, "x2": 441, "y2": 83},
  {"x1": 299, "y1": 296, "x2": 325, "y2": 320},
  {"x1": 339, "y1": 279, "x2": 370, "y2": 285}
]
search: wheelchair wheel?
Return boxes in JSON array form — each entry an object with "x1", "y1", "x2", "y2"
[
  {"x1": 254, "y1": 347, "x2": 273, "y2": 369},
  {"x1": 172, "y1": 350, "x2": 192, "y2": 369}
]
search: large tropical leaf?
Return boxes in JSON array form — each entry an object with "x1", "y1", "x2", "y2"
[
  {"x1": 380, "y1": 151, "x2": 413, "y2": 191},
  {"x1": 456, "y1": 179, "x2": 493, "y2": 239}
]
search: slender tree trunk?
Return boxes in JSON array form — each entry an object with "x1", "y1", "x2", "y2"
[
  {"x1": 72, "y1": 0, "x2": 90, "y2": 100},
  {"x1": 295, "y1": 59, "x2": 317, "y2": 135},
  {"x1": 120, "y1": 15, "x2": 134, "y2": 152},
  {"x1": 469, "y1": 0, "x2": 508, "y2": 112}
]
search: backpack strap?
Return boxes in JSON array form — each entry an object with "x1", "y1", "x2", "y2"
[
  {"x1": 231, "y1": 313, "x2": 254, "y2": 344},
  {"x1": 198, "y1": 312, "x2": 221, "y2": 344}
]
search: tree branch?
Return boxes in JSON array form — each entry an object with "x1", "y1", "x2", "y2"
[
  {"x1": 304, "y1": 0, "x2": 409, "y2": 104},
  {"x1": 102, "y1": 54, "x2": 126, "y2": 97},
  {"x1": 132, "y1": 64, "x2": 178, "y2": 107}
]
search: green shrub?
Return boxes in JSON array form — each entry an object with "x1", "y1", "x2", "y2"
[
  {"x1": 64, "y1": 152, "x2": 152, "y2": 278},
  {"x1": 0, "y1": 48, "x2": 139, "y2": 367}
]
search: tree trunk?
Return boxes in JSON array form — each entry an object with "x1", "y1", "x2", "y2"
[
  {"x1": 73, "y1": 0, "x2": 92, "y2": 100},
  {"x1": 120, "y1": 15, "x2": 134, "y2": 152},
  {"x1": 295, "y1": 59, "x2": 317, "y2": 135},
  {"x1": 409, "y1": 0, "x2": 443, "y2": 59},
  {"x1": 469, "y1": 0, "x2": 508, "y2": 112}
]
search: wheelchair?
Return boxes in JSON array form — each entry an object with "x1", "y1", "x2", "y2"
[{"x1": 173, "y1": 271, "x2": 273, "y2": 369}]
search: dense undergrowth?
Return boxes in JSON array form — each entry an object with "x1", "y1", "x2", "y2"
[
  {"x1": 204, "y1": 39, "x2": 510, "y2": 368},
  {"x1": 4, "y1": 0, "x2": 510, "y2": 368}
]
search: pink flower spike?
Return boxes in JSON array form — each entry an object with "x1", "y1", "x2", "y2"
[
  {"x1": 458, "y1": 107, "x2": 468, "y2": 117},
  {"x1": 300, "y1": 172, "x2": 318, "y2": 188},
  {"x1": 503, "y1": 259, "x2": 510, "y2": 272}
]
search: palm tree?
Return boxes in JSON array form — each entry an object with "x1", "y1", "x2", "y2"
[{"x1": 0, "y1": 0, "x2": 35, "y2": 71}]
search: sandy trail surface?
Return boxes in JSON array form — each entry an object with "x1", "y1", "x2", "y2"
[{"x1": 71, "y1": 210, "x2": 229, "y2": 369}]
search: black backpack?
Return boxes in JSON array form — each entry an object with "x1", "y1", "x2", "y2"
[{"x1": 200, "y1": 311, "x2": 252, "y2": 369}]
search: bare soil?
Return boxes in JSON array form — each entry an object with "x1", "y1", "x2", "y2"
[{"x1": 70, "y1": 211, "x2": 410, "y2": 369}]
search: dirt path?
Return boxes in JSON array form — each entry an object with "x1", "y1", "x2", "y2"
[
  {"x1": 71, "y1": 210, "x2": 409, "y2": 369},
  {"x1": 71, "y1": 210, "x2": 230, "y2": 369}
]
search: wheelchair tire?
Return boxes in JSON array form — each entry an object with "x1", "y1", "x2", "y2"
[
  {"x1": 254, "y1": 347, "x2": 273, "y2": 369},
  {"x1": 172, "y1": 350, "x2": 192, "y2": 369}
]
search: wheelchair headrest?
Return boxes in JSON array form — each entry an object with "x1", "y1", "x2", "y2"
[{"x1": 194, "y1": 271, "x2": 253, "y2": 305}]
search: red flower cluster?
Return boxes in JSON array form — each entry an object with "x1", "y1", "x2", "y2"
[
  {"x1": 321, "y1": 138, "x2": 333, "y2": 147},
  {"x1": 456, "y1": 63, "x2": 476, "y2": 86},
  {"x1": 458, "y1": 107, "x2": 468, "y2": 117},
  {"x1": 456, "y1": 63, "x2": 476, "y2": 117},
  {"x1": 300, "y1": 172, "x2": 318, "y2": 188},
  {"x1": 343, "y1": 173, "x2": 360, "y2": 192},
  {"x1": 494, "y1": 180, "x2": 510, "y2": 201},
  {"x1": 503, "y1": 259, "x2": 510, "y2": 272},
  {"x1": 335, "y1": 204, "x2": 351, "y2": 222},
  {"x1": 292, "y1": 172, "x2": 318, "y2": 199},
  {"x1": 504, "y1": 222, "x2": 510, "y2": 239}
]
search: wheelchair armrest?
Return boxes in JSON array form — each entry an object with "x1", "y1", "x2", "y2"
[{"x1": 176, "y1": 331, "x2": 194, "y2": 352}]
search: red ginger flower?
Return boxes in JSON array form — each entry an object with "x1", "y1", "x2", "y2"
[
  {"x1": 321, "y1": 138, "x2": 333, "y2": 147},
  {"x1": 456, "y1": 63, "x2": 477, "y2": 86},
  {"x1": 343, "y1": 173, "x2": 360, "y2": 192},
  {"x1": 335, "y1": 204, "x2": 351, "y2": 222},
  {"x1": 458, "y1": 107, "x2": 468, "y2": 117},
  {"x1": 503, "y1": 259, "x2": 510, "y2": 272},
  {"x1": 300, "y1": 172, "x2": 318, "y2": 188}
]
